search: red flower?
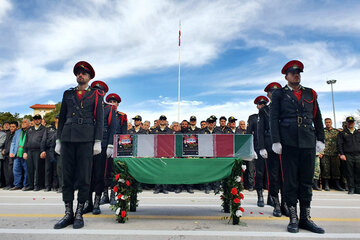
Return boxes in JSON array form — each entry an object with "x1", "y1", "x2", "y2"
[
  {"x1": 231, "y1": 188, "x2": 238, "y2": 195},
  {"x1": 125, "y1": 180, "x2": 131, "y2": 186},
  {"x1": 121, "y1": 210, "x2": 126, "y2": 218},
  {"x1": 117, "y1": 194, "x2": 123, "y2": 200},
  {"x1": 220, "y1": 195, "x2": 225, "y2": 200},
  {"x1": 233, "y1": 198, "x2": 240, "y2": 204},
  {"x1": 239, "y1": 193, "x2": 244, "y2": 200},
  {"x1": 113, "y1": 185, "x2": 119, "y2": 193},
  {"x1": 115, "y1": 173, "x2": 121, "y2": 180},
  {"x1": 239, "y1": 207, "x2": 245, "y2": 212}
]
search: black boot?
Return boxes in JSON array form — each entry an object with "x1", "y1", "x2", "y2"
[
  {"x1": 312, "y1": 179, "x2": 321, "y2": 191},
  {"x1": 100, "y1": 188, "x2": 110, "y2": 205},
  {"x1": 299, "y1": 206, "x2": 325, "y2": 234},
  {"x1": 272, "y1": 196, "x2": 282, "y2": 217},
  {"x1": 256, "y1": 189, "x2": 264, "y2": 207},
  {"x1": 333, "y1": 180, "x2": 344, "y2": 191},
  {"x1": 281, "y1": 201, "x2": 290, "y2": 217},
  {"x1": 92, "y1": 194, "x2": 101, "y2": 215},
  {"x1": 54, "y1": 202, "x2": 74, "y2": 229},
  {"x1": 109, "y1": 190, "x2": 117, "y2": 205},
  {"x1": 322, "y1": 179, "x2": 330, "y2": 191},
  {"x1": 82, "y1": 199, "x2": 93, "y2": 214},
  {"x1": 287, "y1": 206, "x2": 299, "y2": 233},
  {"x1": 185, "y1": 185, "x2": 194, "y2": 194},
  {"x1": 73, "y1": 202, "x2": 85, "y2": 229},
  {"x1": 267, "y1": 194, "x2": 274, "y2": 206}
]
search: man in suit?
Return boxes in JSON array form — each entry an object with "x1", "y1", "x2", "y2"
[
  {"x1": 270, "y1": 60, "x2": 325, "y2": 234},
  {"x1": 54, "y1": 61, "x2": 104, "y2": 229}
]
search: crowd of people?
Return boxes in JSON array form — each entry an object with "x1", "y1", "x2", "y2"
[{"x1": 0, "y1": 60, "x2": 359, "y2": 233}]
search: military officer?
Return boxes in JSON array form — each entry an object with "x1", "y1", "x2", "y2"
[
  {"x1": 270, "y1": 60, "x2": 325, "y2": 234},
  {"x1": 100, "y1": 93, "x2": 126, "y2": 206},
  {"x1": 128, "y1": 115, "x2": 147, "y2": 134},
  {"x1": 82, "y1": 81, "x2": 116, "y2": 215},
  {"x1": 219, "y1": 116, "x2": 229, "y2": 133},
  {"x1": 258, "y1": 82, "x2": 289, "y2": 217},
  {"x1": 225, "y1": 116, "x2": 242, "y2": 134},
  {"x1": 189, "y1": 116, "x2": 200, "y2": 133},
  {"x1": 199, "y1": 117, "x2": 223, "y2": 134},
  {"x1": 151, "y1": 115, "x2": 173, "y2": 194},
  {"x1": 54, "y1": 61, "x2": 104, "y2": 229}
]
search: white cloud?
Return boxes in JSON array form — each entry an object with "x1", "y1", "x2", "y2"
[{"x1": 0, "y1": 0, "x2": 11, "y2": 23}]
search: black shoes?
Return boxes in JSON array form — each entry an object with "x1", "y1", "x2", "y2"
[
  {"x1": 100, "y1": 188, "x2": 110, "y2": 205},
  {"x1": 348, "y1": 188, "x2": 355, "y2": 194},
  {"x1": 109, "y1": 190, "x2": 117, "y2": 205},
  {"x1": 54, "y1": 202, "x2": 74, "y2": 229},
  {"x1": 287, "y1": 206, "x2": 299, "y2": 233},
  {"x1": 272, "y1": 196, "x2": 282, "y2": 217},
  {"x1": 82, "y1": 200, "x2": 93, "y2": 214},
  {"x1": 44, "y1": 187, "x2": 51, "y2": 192},
  {"x1": 92, "y1": 195, "x2": 101, "y2": 215},
  {"x1": 175, "y1": 187, "x2": 182, "y2": 194},
  {"x1": 312, "y1": 180, "x2": 321, "y2": 191},
  {"x1": 73, "y1": 202, "x2": 85, "y2": 229},
  {"x1": 299, "y1": 207, "x2": 325, "y2": 234},
  {"x1": 281, "y1": 201, "x2": 290, "y2": 217},
  {"x1": 322, "y1": 179, "x2": 330, "y2": 191},
  {"x1": 267, "y1": 195, "x2": 274, "y2": 207},
  {"x1": 256, "y1": 190, "x2": 264, "y2": 207},
  {"x1": 23, "y1": 186, "x2": 34, "y2": 191},
  {"x1": 334, "y1": 180, "x2": 345, "y2": 191}
]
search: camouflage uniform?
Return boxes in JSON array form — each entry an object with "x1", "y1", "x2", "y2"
[
  {"x1": 314, "y1": 154, "x2": 320, "y2": 180},
  {"x1": 320, "y1": 128, "x2": 340, "y2": 180}
]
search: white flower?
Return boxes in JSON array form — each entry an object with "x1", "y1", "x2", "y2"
[
  {"x1": 235, "y1": 210, "x2": 242, "y2": 217},
  {"x1": 235, "y1": 176, "x2": 241, "y2": 182},
  {"x1": 118, "y1": 178, "x2": 125, "y2": 183},
  {"x1": 241, "y1": 165, "x2": 247, "y2": 171},
  {"x1": 121, "y1": 195, "x2": 126, "y2": 200},
  {"x1": 115, "y1": 208, "x2": 120, "y2": 215}
]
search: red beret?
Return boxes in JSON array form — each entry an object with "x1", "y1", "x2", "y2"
[
  {"x1": 106, "y1": 93, "x2": 121, "y2": 103},
  {"x1": 281, "y1": 60, "x2": 304, "y2": 74},
  {"x1": 254, "y1": 96, "x2": 269, "y2": 105},
  {"x1": 91, "y1": 80, "x2": 109, "y2": 93},
  {"x1": 264, "y1": 82, "x2": 282, "y2": 92},
  {"x1": 73, "y1": 61, "x2": 95, "y2": 79}
]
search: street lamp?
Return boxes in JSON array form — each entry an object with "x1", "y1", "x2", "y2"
[{"x1": 326, "y1": 79, "x2": 337, "y2": 128}]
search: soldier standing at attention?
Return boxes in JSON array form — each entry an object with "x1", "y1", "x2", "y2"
[
  {"x1": 54, "y1": 61, "x2": 104, "y2": 229},
  {"x1": 225, "y1": 116, "x2": 242, "y2": 134},
  {"x1": 219, "y1": 116, "x2": 229, "y2": 133},
  {"x1": 189, "y1": 116, "x2": 200, "y2": 133},
  {"x1": 270, "y1": 60, "x2": 325, "y2": 234},
  {"x1": 128, "y1": 115, "x2": 147, "y2": 134}
]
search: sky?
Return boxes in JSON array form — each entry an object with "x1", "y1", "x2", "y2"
[{"x1": 0, "y1": 0, "x2": 359, "y2": 127}]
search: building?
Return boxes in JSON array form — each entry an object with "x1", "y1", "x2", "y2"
[{"x1": 30, "y1": 104, "x2": 56, "y2": 118}]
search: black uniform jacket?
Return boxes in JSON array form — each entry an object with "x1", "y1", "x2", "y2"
[
  {"x1": 128, "y1": 127, "x2": 148, "y2": 134},
  {"x1": 199, "y1": 127, "x2": 223, "y2": 134},
  {"x1": 188, "y1": 126, "x2": 201, "y2": 133},
  {"x1": 116, "y1": 111, "x2": 128, "y2": 134},
  {"x1": 270, "y1": 85, "x2": 324, "y2": 148},
  {"x1": 247, "y1": 114, "x2": 259, "y2": 150},
  {"x1": 225, "y1": 128, "x2": 243, "y2": 134},
  {"x1": 150, "y1": 126, "x2": 173, "y2": 134},
  {"x1": 57, "y1": 87, "x2": 104, "y2": 142},
  {"x1": 102, "y1": 103, "x2": 117, "y2": 148},
  {"x1": 337, "y1": 128, "x2": 360, "y2": 155},
  {"x1": 257, "y1": 104, "x2": 272, "y2": 149},
  {"x1": 24, "y1": 125, "x2": 47, "y2": 152}
]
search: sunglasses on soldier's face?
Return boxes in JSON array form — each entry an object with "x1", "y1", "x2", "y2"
[{"x1": 76, "y1": 68, "x2": 89, "y2": 76}]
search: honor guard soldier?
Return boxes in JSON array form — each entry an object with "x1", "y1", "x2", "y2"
[
  {"x1": 100, "y1": 93, "x2": 126, "y2": 206},
  {"x1": 54, "y1": 61, "x2": 104, "y2": 229},
  {"x1": 128, "y1": 115, "x2": 147, "y2": 134},
  {"x1": 151, "y1": 115, "x2": 173, "y2": 194},
  {"x1": 270, "y1": 60, "x2": 325, "y2": 234},
  {"x1": 82, "y1": 81, "x2": 117, "y2": 215},
  {"x1": 250, "y1": 96, "x2": 272, "y2": 207},
  {"x1": 225, "y1": 116, "x2": 242, "y2": 134},
  {"x1": 189, "y1": 116, "x2": 200, "y2": 133},
  {"x1": 258, "y1": 82, "x2": 289, "y2": 217}
]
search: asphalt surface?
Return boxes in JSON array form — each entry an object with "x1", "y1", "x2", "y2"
[{"x1": 0, "y1": 188, "x2": 359, "y2": 240}]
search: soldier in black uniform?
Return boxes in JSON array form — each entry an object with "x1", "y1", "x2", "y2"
[
  {"x1": 54, "y1": 61, "x2": 104, "y2": 229},
  {"x1": 270, "y1": 60, "x2": 325, "y2": 234},
  {"x1": 128, "y1": 115, "x2": 148, "y2": 134},
  {"x1": 152, "y1": 115, "x2": 173, "y2": 194},
  {"x1": 219, "y1": 116, "x2": 229, "y2": 133},
  {"x1": 82, "y1": 81, "x2": 116, "y2": 215},
  {"x1": 258, "y1": 82, "x2": 289, "y2": 217},
  {"x1": 100, "y1": 93, "x2": 126, "y2": 206},
  {"x1": 189, "y1": 116, "x2": 200, "y2": 133},
  {"x1": 249, "y1": 96, "x2": 271, "y2": 207},
  {"x1": 225, "y1": 116, "x2": 242, "y2": 134}
]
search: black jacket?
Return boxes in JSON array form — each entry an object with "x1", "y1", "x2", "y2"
[
  {"x1": 115, "y1": 111, "x2": 128, "y2": 134},
  {"x1": 41, "y1": 125, "x2": 57, "y2": 161},
  {"x1": 24, "y1": 125, "x2": 47, "y2": 152},
  {"x1": 57, "y1": 87, "x2": 104, "y2": 142},
  {"x1": 3, "y1": 131, "x2": 16, "y2": 156},
  {"x1": 151, "y1": 126, "x2": 173, "y2": 134},
  {"x1": 257, "y1": 104, "x2": 272, "y2": 149},
  {"x1": 247, "y1": 114, "x2": 259, "y2": 150},
  {"x1": 270, "y1": 86, "x2": 324, "y2": 148},
  {"x1": 102, "y1": 103, "x2": 117, "y2": 147},
  {"x1": 128, "y1": 127, "x2": 148, "y2": 134},
  {"x1": 337, "y1": 128, "x2": 360, "y2": 155},
  {"x1": 199, "y1": 127, "x2": 223, "y2": 134}
]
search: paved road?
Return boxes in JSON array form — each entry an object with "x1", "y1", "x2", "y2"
[{"x1": 0, "y1": 188, "x2": 359, "y2": 240}]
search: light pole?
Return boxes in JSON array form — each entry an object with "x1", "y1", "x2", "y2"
[{"x1": 326, "y1": 79, "x2": 337, "y2": 128}]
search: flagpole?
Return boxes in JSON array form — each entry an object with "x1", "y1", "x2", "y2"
[{"x1": 177, "y1": 20, "x2": 181, "y2": 122}]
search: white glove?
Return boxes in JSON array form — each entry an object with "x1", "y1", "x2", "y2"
[
  {"x1": 253, "y1": 151, "x2": 258, "y2": 159},
  {"x1": 316, "y1": 141, "x2": 325, "y2": 153},
  {"x1": 106, "y1": 145, "x2": 114, "y2": 158},
  {"x1": 55, "y1": 140, "x2": 61, "y2": 155},
  {"x1": 93, "y1": 141, "x2": 102, "y2": 155},
  {"x1": 272, "y1": 142, "x2": 282, "y2": 155},
  {"x1": 260, "y1": 149, "x2": 268, "y2": 159}
]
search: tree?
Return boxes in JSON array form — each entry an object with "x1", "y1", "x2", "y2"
[
  {"x1": 22, "y1": 115, "x2": 33, "y2": 121},
  {"x1": 0, "y1": 112, "x2": 20, "y2": 124},
  {"x1": 44, "y1": 102, "x2": 61, "y2": 125}
]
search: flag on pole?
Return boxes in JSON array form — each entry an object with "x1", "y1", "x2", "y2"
[{"x1": 179, "y1": 23, "x2": 181, "y2": 46}]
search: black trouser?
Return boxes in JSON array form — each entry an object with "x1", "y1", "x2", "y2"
[
  {"x1": 243, "y1": 160, "x2": 255, "y2": 189},
  {"x1": 282, "y1": 145, "x2": 315, "y2": 207},
  {"x1": 45, "y1": 150, "x2": 58, "y2": 189},
  {"x1": 61, "y1": 142, "x2": 93, "y2": 203},
  {"x1": 27, "y1": 150, "x2": 44, "y2": 189},
  {"x1": 56, "y1": 154, "x2": 62, "y2": 189},
  {"x1": 0, "y1": 158, "x2": 6, "y2": 187},
  {"x1": 267, "y1": 147, "x2": 283, "y2": 197},
  {"x1": 255, "y1": 149, "x2": 269, "y2": 190},
  {"x1": 89, "y1": 147, "x2": 106, "y2": 197},
  {"x1": 345, "y1": 154, "x2": 360, "y2": 192},
  {"x1": 3, "y1": 156, "x2": 14, "y2": 187},
  {"x1": 104, "y1": 155, "x2": 114, "y2": 188}
]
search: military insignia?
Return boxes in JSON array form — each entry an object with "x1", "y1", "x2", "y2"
[
  {"x1": 293, "y1": 64, "x2": 298, "y2": 69},
  {"x1": 78, "y1": 90, "x2": 83, "y2": 95},
  {"x1": 273, "y1": 85, "x2": 278, "y2": 89}
]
